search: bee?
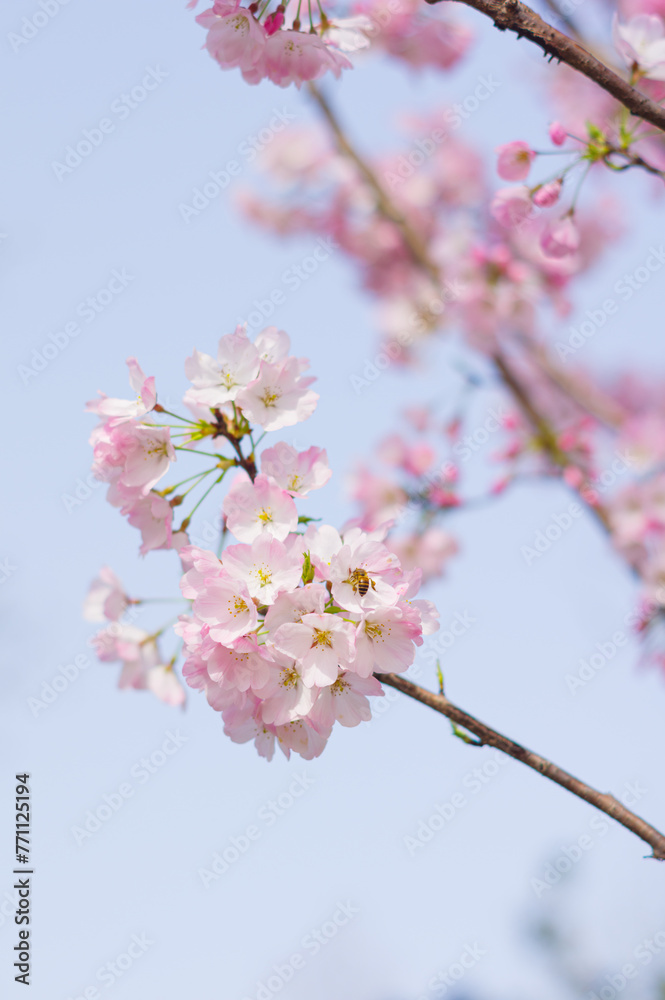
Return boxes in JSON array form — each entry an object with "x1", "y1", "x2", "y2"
[{"x1": 348, "y1": 568, "x2": 371, "y2": 597}]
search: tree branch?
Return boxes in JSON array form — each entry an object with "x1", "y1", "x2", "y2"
[
  {"x1": 308, "y1": 84, "x2": 623, "y2": 530},
  {"x1": 307, "y1": 83, "x2": 441, "y2": 285},
  {"x1": 375, "y1": 671, "x2": 665, "y2": 860},
  {"x1": 425, "y1": 0, "x2": 665, "y2": 135}
]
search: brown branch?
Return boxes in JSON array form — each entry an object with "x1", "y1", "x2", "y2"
[
  {"x1": 518, "y1": 336, "x2": 626, "y2": 430},
  {"x1": 307, "y1": 83, "x2": 441, "y2": 285},
  {"x1": 375, "y1": 671, "x2": 665, "y2": 860},
  {"x1": 425, "y1": 0, "x2": 665, "y2": 135},
  {"x1": 540, "y1": 0, "x2": 584, "y2": 43},
  {"x1": 493, "y1": 350, "x2": 615, "y2": 531}
]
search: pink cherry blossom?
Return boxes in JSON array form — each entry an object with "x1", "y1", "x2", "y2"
[
  {"x1": 329, "y1": 537, "x2": 400, "y2": 612},
  {"x1": 254, "y1": 326, "x2": 292, "y2": 364},
  {"x1": 318, "y1": 15, "x2": 373, "y2": 52},
  {"x1": 186, "y1": 567, "x2": 258, "y2": 644},
  {"x1": 273, "y1": 718, "x2": 328, "y2": 759},
  {"x1": 92, "y1": 423, "x2": 175, "y2": 498},
  {"x1": 351, "y1": 606, "x2": 422, "y2": 675},
  {"x1": 92, "y1": 624, "x2": 186, "y2": 706},
  {"x1": 308, "y1": 672, "x2": 384, "y2": 733},
  {"x1": 271, "y1": 612, "x2": 357, "y2": 687},
  {"x1": 236, "y1": 357, "x2": 318, "y2": 431},
  {"x1": 119, "y1": 425, "x2": 175, "y2": 493},
  {"x1": 207, "y1": 636, "x2": 271, "y2": 692},
  {"x1": 264, "y1": 7, "x2": 285, "y2": 35},
  {"x1": 259, "y1": 443, "x2": 331, "y2": 496},
  {"x1": 200, "y1": 8, "x2": 266, "y2": 71},
  {"x1": 223, "y1": 472, "x2": 298, "y2": 542},
  {"x1": 256, "y1": 30, "x2": 352, "y2": 89},
  {"x1": 388, "y1": 528, "x2": 458, "y2": 582},
  {"x1": 184, "y1": 327, "x2": 260, "y2": 411},
  {"x1": 404, "y1": 442, "x2": 436, "y2": 476},
  {"x1": 495, "y1": 141, "x2": 536, "y2": 181},
  {"x1": 87, "y1": 358, "x2": 156, "y2": 423},
  {"x1": 83, "y1": 567, "x2": 130, "y2": 622},
  {"x1": 301, "y1": 523, "x2": 344, "y2": 580},
  {"x1": 179, "y1": 545, "x2": 224, "y2": 596},
  {"x1": 263, "y1": 583, "x2": 328, "y2": 632},
  {"x1": 255, "y1": 655, "x2": 319, "y2": 725},
  {"x1": 224, "y1": 712, "x2": 277, "y2": 759},
  {"x1": 613, "y1": 13, "x2": 665, "y2": 80},
  {"x1": 144, "y1": 665, "x2": 188, "y2": 707},
  {"x1": 222, "y1": 535, "x2": 303, "y2": 603},
  {"x1": 490, "y1": 186, "x2": 534, "y2": 228},
  {"x1": 126, "y1": 493, "x2": 174, "y2": 555},
  {"x1": 540, "y1": 215, "x2": 580, "y2": 258},
  {"x1": 353, "y1": 0, "x2": 472, "y2": 71}
]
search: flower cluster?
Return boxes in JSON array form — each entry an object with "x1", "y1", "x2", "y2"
[
  {"x1": 192, "y1": 0, "x2": 371, "y2": 87},
  {"x1": 83, "y1": 568, "x2": 187, "y2": 707},
  {"x1": 190, "y1": 0, "x2": 473, "y2": 87},
  {"x1": 238, "y1": 118, "x2": 616, "y2": 358},
  {"x1": 178, "y1": 519, "x2": 439, "y2": 760},
  {"x1": 86, "y1": 326, "x2": 440, "y2": 759}
]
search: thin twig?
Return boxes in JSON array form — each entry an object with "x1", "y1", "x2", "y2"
[
  {"x1": 375, "y1": 672, "x2": 665, "y2": 860},
  {"x1": 425, "y1": 0, "x2": 665, "y2": 134}
]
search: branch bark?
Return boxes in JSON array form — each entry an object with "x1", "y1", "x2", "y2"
[
  {"x1": 307, "y1": 83, "x2": 441, "y2": 285},
  {"x1": 425, "y1": 0, "x2": 665, "y2": 134},
  {"x1": 375, "y1": 671, "x2": 665, "y2": 860}
]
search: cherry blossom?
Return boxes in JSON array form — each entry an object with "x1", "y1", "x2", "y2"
[
  {"x1": 255, "y1": 30, "x2": 352, "y2": 88},
  {"x1": 207, "y1": 636, "x2": 271, "y2": 693},
  {"x1": 222, "y1": 535, "x2": 303, "y2": 603},
  {"x1": 255, "y1": 655, "x2": 319, "y2": 726},
  {"x1": 495, "y1": 141, "x2": 536, "y2": 181},
  {"x1": 540, "y1": 215, "x2": 580, "y2": 258},
  {"x1": 83, "y1": 567, "x2": 130, "y2": 622},
  {"x1": 259, "y1": 443, "x2": 331, "y2": 497},
  {"x1": 263, "y1": 583, "x2": 329, "y2": 632},
  {"x1": 184, "y1": 327, "x2": 260, "y2": 410},
  {"x1": 490, "y1": 186, "x2": 534, "y2": 228},
  {"x1": 235, "y1": 357, "x2": 318, "y2": 431},
  {"x1": 92, "y1": 624, "x2": 186, "y2": 707},
  {"x1": 183, "y1": 561, "x2": 258, "y2": 644},
  {"x1": 91, "y1": 423, "x2": 175, "y2": 499},
  {"x1": 86, "y1": 358, "x2": 156, "y2": 423},
  {"x1": 351, "y1": 605, "x2": 423, "y2": 675},
  {"x1": 200, "y1": 7, "x2": 267, "y2": 72},
  {"x1": 126, "y1": 493, "x2": 175, "y2": 556},
  {"x1": 271, "y1": 613, "x2": 357, "y2": 687},
  {"x1": 308, "y1": 672, "x2": 384, "y2": 732},
  {"x1": 195, "y1": 3, "x2": 357, "y2": 87},
  {"x1": 613, "y1": 13, "x2": 665, "y2": 80}
]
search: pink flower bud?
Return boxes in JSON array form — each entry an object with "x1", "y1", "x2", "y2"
[
  {"x1": 264, "y1": 8, "x2": 285, "y2": 34},
  {"x1": 549, "y1": 121, "x2": 567, "y2": 146},
  {"x1": 532, "y1": 180, "x2": 562, "y2": 208}
]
